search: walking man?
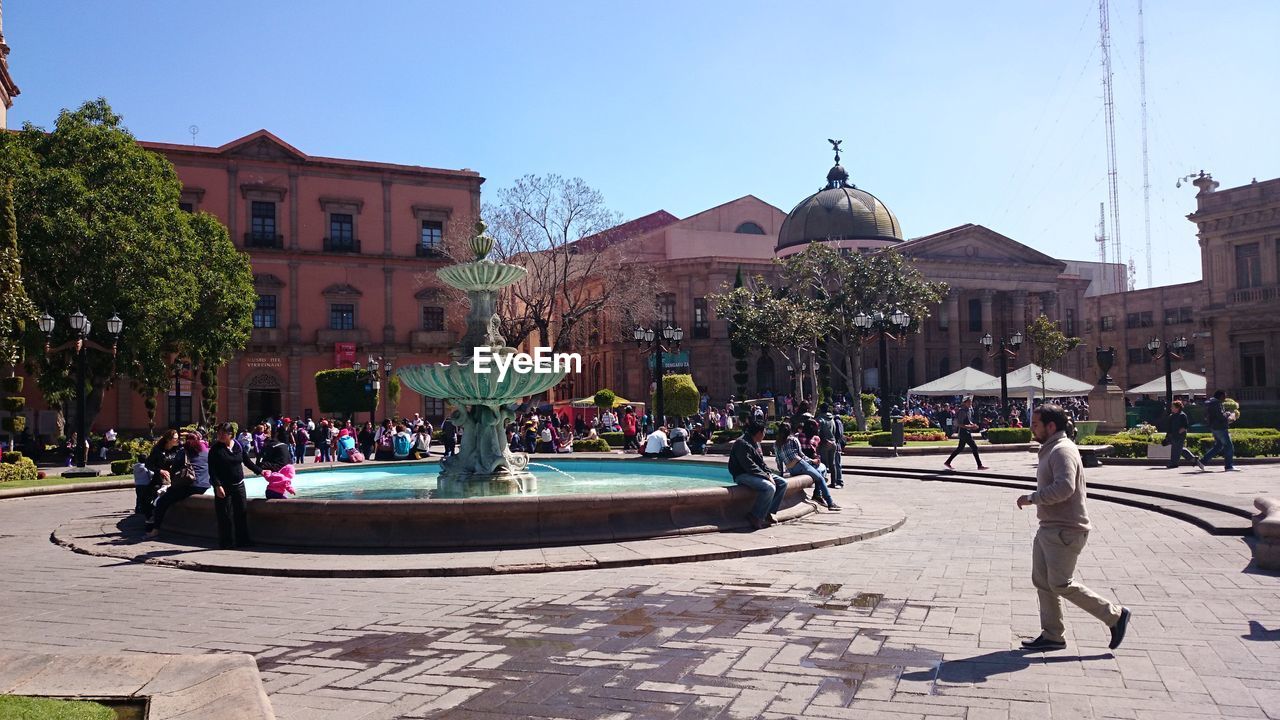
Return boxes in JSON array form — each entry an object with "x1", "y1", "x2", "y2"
[
  {"x1": 944, "y1": 397, "x2": 988, "y2": 471},
  {"x1": 1016, "y1": 404, "x2": 1130, "y2": 651},
  {"x1": 1199, "y1": 389, "x2": 1237, "y2": 472}
]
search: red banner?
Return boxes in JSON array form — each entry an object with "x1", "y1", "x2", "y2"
[{"x1": 334, "y1": 342, "x2": 356, "y2": 369}]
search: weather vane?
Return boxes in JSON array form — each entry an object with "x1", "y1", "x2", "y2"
[
  {"x1": 188, "y1": 125, "x2": 200, "y2": 145},
  {"x1": 828, "y1": 138, "x2": 843, "y2": 164}
]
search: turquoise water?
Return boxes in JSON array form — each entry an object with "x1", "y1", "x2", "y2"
[{"x1": 241, "y1": 459, "x2": 735, "y2": 500}]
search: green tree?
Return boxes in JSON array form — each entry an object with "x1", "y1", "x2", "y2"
[
  {"x1": 593, "y1": 388, "x2": 617, "y2": 412},
  {"x1": 315, "y1": 369, "x2": 377, "y2": 420},
  {"x1": 655, "y1": 374, "x2": 699, "y2": 419},
  {"x1": 713, "y1": 273, "x2": 826, "y2": 406},
  {"x1": 729, "y1": 267, "x2": 750, "y2": 400},
  {"x1": 1024, "y1": 314, "x2": 1082, "y2": 400},
  {"x1": 0, "y1": 180, "x2": 36, "y2": 446},
  {"x1": 387, "y1": 374, "x2": 402, "y2": 416},
  {"x1": 0, "y1": 99, "x2": 253, "y2": 433}
]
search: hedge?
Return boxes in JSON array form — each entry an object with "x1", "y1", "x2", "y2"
[
  {"x1": 572, "y1": 438, "x2": 612, "y2": 452},
  {"x1": 867, "y1": 432, "x2": 894, "y2": 447},
  {"x1": 902, "y1": 414, "x2": 932, "y2": 429},
  {"x1": 110, "y1": 459, "x2": 135, "y2": 475},
  {"x1": 986, "y1": 428, "x2": 1033, "y2": 444},
  {"x1": 2, "y1": 396, "x2": 23, "y2": 412},
  {"x1": 2, "y1": 415, "x2": 25, "y2": 433},
  {"x1": 0, "y1": 455, "x2": 37, "y2": 483},
  {"x1": 600, "y1": 431, "x2": 624, "y2": 447},
  {"x1": 711, "y1": 429, "x2": 743, "y2": 444},
  {"x1": 904, "y1": 430, "x2": 947, "y2": 442},
  {"x1": 846, "y1": 431, "x2": 877, "y2": 443},
  {"x1": 1078, "y1": 435, "x2": 1150, "y2": 458},
  {"x1": 1, "y1": 451, "x2": 18, "y2": 463},
  {"x1": 0, "y1": 376, "x2": 22, "y2": 393},
  {"x1": 1079, "y1": 429, "x2": 1280, "y2": 458}
]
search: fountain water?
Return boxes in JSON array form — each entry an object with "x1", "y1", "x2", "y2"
[{"x1": 395, "y1": 222, "x2": 567, "y2": 497}]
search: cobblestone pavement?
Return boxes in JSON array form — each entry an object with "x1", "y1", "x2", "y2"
[{"x1": 1, "y1": 471, "x2": 1278, "y2": 719}]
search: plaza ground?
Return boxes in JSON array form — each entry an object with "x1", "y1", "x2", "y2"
[{"x1": 0, "y1": 452, "x2": 1277, "y2": 719}]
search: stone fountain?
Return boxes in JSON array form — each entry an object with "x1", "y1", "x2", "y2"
[{"x1": 395, "y1": 222, "x2": 567, "y2": 497}]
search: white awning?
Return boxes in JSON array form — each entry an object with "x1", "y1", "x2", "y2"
[
  {"x1": 1125, "y1": 369, "x2": 1207, "y2": 396},
  {"x1": 971, "y1": 364, "x2": 1095, "y2": 398},
  {"x1": 908, "y1": 367, "x2": 1001, "y2": 397}
]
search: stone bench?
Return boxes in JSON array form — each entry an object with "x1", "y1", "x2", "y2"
[
  {"x1": 1077, "y1": 444, "x2": 1112, "y2": 469},
  {"x1": 1253, "y1": 497, "x2": 1280, "y2": 571}
]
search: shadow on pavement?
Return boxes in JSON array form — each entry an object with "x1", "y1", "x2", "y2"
[{"x1": 900, "y1": 649, "x2": 1114, "y2": 686}]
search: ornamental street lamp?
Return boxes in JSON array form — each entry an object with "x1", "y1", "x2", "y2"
[
  {"x1": 170, "y1": 357, "x2": 191, "y2": 428},
  {"x1": 353, "y1": 353, "x2": 393, "y2": 424},
  {"x1": 980, "y1": 331, "x2": 1023, "y2": 425},
  {"x1": 853, "y1": 308, "x2": 912, "y2": 431},
  {"x1": 42, "y1": 311, "x2": 123, "y2": 467},
  {"x1": 633, "y1": 324, "x2": 682, "y2": 425},
  {"x1": 1146, "y1": 336, "x2": 1188, "y2": 413}
]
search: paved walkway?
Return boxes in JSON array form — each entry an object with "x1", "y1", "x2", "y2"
[{"x1": 2, "y1": 456, "x2": 1278, "y2": 719}]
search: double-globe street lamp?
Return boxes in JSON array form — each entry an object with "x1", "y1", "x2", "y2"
[
  {"x1": 39, "y1": 310, "x2": 123, "y2": 467},
  {"x1": 1146, "y1": 335, "x2": 1188, "y2": 413},
  {"x1": 633, "y1": 324, "x2": 682, "y2": 426},
  {"x1": 853, "y1": 309, "x2": 911, "y2": 431},
  {"x1": 352, "y1": 354, "x2": 392, "y2": 425},
  {"x1": 980, "y1": 331, "x2": 1023, "y2": 425}
]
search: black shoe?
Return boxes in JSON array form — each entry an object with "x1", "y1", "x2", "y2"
[
  {"x1": 1109, "y1": 607, "x2": 1131, "y2": 650},
  {"x1": 826, "y1": 504, "x2": 842, "y2": 511},
  {"x1": 811, "y1": 490, "x2": 822, "y2": 503},
  {"x1": 746, "y1": 514, "x2": 766, "y2": 530},
  {"x1": 1020, "y1": 635, "x2": 1067, "y2": 651}
]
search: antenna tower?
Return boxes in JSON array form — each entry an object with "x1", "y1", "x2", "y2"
[
  {"x1": 1095, "y1": 202, "x2": 1107, "y2": 264},
  {"x1": 1138, "y1": 0, "x2": 1153, "y2": 288},
  {"x1": 1099, "y1": 0, "x2": 1123, "y2": 292}
]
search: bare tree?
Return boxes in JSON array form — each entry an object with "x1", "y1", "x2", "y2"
[{"x1": 485, "y1": 174, "x2": 658, "y2": 352}]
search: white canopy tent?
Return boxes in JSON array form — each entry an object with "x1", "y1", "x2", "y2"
[
  {"x1": 908, "y1": 367, "x2": 1000, "y2": 397},
  {"x1": 972, "y1": 364, "x2": 1095, "y2": 397},
  {"x1": 1124, "y1": 369, "x2": 1207, "y2": 396}
]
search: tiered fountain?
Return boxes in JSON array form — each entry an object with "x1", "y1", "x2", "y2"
[{"x1": 395, "y1": 222, "x2": 567, "y2": 498}]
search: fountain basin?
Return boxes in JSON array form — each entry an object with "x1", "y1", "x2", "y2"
[
  {"x1": 436, "y1": 261, "x2": 526, "y2": 292},
  {"x1": 158, "y1": 459, "x2": 816, "y2": 549},
  {"x1": 395, "y1": 362, "x2": 565, "y2": 406}
]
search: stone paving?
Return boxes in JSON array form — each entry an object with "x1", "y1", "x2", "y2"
[{"x1": 1, "y1": 457, "x2": 1279, "y2": 719}]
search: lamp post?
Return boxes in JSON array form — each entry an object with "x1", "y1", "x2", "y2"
[
  {"x1": 353, "y1": 354, "x2": 393, "y2": 425},
  {"x1": 41, "y1": 310, "x2": 123, "y2": 467},
  {"x1": 853, "y1": 308, "x2": 912, "y2": 431},
  {"x1": 1146, "y1": 336, "x2": 1188, "y2": 413},
  {"x1": 633, "y1": 324, "x2": 682, "y2": 426},
  {"x1": 980, "y1": 331, "x2": 1023, "y2": 425},
  {"x1": 170, "y1": 357, "x2": 191, "y2": 428}
]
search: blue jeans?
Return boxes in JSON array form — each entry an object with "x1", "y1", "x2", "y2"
[
  {"x1": 319, "y1": 443, "x2": 332, "y2": 462},
  {"x1": 788, "y1": 458, "x2": 834, "y2": 506},
  {"x1": 1201, "y1": 428, "x2": 1234, "y2": 469},
  {"x1": 733, "y1": 473, "x2": 788, "y2": 521}
]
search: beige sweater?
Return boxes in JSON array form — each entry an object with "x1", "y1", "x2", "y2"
[{"x1": 1029, "y1": 431, "x2": 1092, "y2": 531}]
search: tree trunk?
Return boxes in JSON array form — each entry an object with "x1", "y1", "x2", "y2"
[{"x1": 849, "y1": 351, "x2": 867, "y2": 431}]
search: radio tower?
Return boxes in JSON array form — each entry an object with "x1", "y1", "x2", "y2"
[
  {"x1": 1099, "y1": 0, "x2": 1124, "y2": 292},
  {"x1": 1138, "y1": 0, "x2": 1153, "y2": 288},
  {"x1": 1096, "y1": 202, "x2": 1107, "y2": 264}
]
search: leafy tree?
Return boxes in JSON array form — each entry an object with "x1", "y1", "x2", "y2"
[
  {"x1": 0, "y1": 181, "x2": 36, "y2": 447},
  {"x1": 655, "y1": 373, "x2": 699, "y2": 420},
  {"x1": 387, "y1": 374, "x2": 402, "y2": 413},
  {"x1": 315, "y1": 369, "x2": 378, "y2": 420},
  {"x1": 0, "y1": 99, "x2": 253, "y2": 433},
  {"x1": 729, "y1": 267, "x2": 749, "y2": 400},
  {"x1": 593, "y1": 388, "x2": 617, "y2": 411},
  {"x1": 713, "y1": 273, "x2": 826, "y2": 405},
  {"x1": 1024, "y1": 313, "x2": 1082, "y2": 399}
]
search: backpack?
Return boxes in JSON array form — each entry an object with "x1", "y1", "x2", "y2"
[
  {"x1": 818, "y1": 416, "x2": 836, "y2": 443},
  {"x1": 393, "y1": 433, "x2": 411, "y2": 456}
]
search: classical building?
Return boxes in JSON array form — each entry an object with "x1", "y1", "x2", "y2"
[
  {"x1": 86, "y1": 130, "x2": 481, "y2": 430},
  {"x1": 0, "y1": 0, "x2": 19, "y2": 130},
  {"x1": 1086, "y1": 173, "x2": 1280, "y2": 405}
]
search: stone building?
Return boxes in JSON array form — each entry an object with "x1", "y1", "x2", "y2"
[{"x1": 0, "y1": 0, "x2": 18, "y2": 130}]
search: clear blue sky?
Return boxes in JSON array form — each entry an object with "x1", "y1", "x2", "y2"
[{"x1": 7, "y1": 1, "x2": 1277, "y2": 288}]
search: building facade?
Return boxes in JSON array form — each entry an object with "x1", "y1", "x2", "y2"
[
  {"x1": 0, "y1": 0, "x2": 18, "y2": 130},
  {"x1": 88, "y1": 131, "x2": 482, "y2": 431}
]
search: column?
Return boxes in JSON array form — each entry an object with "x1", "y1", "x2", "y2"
[
  {"x1": 288, "y1": 260, "x2": 301, "y2": 344},
  {"x1": 913, "y1": 324, "x2": 926, "y2": 386},
  {"x1": 288, "y1": 170, "x2": 299, "y2": 250},
  {"x1": 227, "y1": 361, "x2": 241, "y2": 425},
  {"x1": 1011, "y1": 289, "x2": 1028, "y2": 334},
  {"x1": 383, "y1": 266, "x2": 395, "y2": 346},
  {"x1": 287, "y1": 354, "x2": 302, "y2": 419},
  {"x1": 226, "y1": 162, "x2": 239, "y2": 242},
  {"x1": 382, "y1": 177, "x2": 393, "y2": 255},
  {"x1": 948, "y1": 289, "x2": 961, "y2": 373},
  {"x1": 1040, "y1": 291, "x2": 1058, "y2": 323},
  {"x1": 981, "y1": 290, "x2": 994, "y2": 336}
]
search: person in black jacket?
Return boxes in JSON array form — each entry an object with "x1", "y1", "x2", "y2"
[
  {"x1": 258, "y1": 427, "x2": 293, "y2": 472},
  {"x1": 209, "y1": 422, "x2": 263, "y2": 549},
  {"x1": 1164, "y1": 400, "x2": 1204, "y2": 470},
  {"x1": 727, "y1": 419, "x2": 788, "y2": 530},
  {"x1": 1199, "y1": 390, "x2": 1237, "y2": 472}
]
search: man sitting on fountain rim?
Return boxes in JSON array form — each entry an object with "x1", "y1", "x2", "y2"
[{"x1": 727, "y1": 419, "x2": 788, "y2": 530}]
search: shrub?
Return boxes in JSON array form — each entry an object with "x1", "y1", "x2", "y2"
[
  {"x1": 986, "y1": 428, "x2": 1033, "y2": 444},
  {"x1": 1194, "y1": 433, "x2": 1279, "y2": 458},
  {"x1": 846, "y1": 431, "x2": 877, "y2": 443},
  {"x1": 1078, "y1": 434, "x2": 1149, "y2": 458},
  {"x1": 903, "y1": 430, "x2": 947, "y2": 441},
  {"x1": 867, "y1": 432, "x2": 894, "y2": 447},
  {"x1": 110, "y1": 459, "x2": 135, "y2": 475},
  {"x1": 600, "y1": 431, "x2": 624, "y2": 447},
  {"x1": 315, "y1": 368, "x2": 378, "y2": 419},
  {"x1": 654, "y1": 373, "x2": 699, "y2": 420},
  {"x1": 711, "y1": 429, "x2": 742, "y2": 444},
  {"x1": 866, "y1": 416, "x2": 882, "y2": 431},
  {"x1": 1, "y1": 451, "x2": 18, "y2": 463},
  {"x1": 902, "y1": 414, "x2": 932, "y2": 429},
  {"x1": 572, "y1": 438, "x2": 612, "y2": 452},
  {"x1": 1236, "y1": 409, "x2": 1280, "y2": 429},
  {"x1": 2, "y1": 396, "x2": 24, "y2": 412},
  {"x1": 2, "y1": 415, "x2": 25, "y2": 433},
  {"x1": 118, "y1": 437, "x2": 154, "y2": 460},
  {"x1": 593, "y1": 389, "x2": 617, "y2": 410},
  {"x1": 0, "y1": 455, "x2": 37, "y2": 483},
  {"x1": 0, "y1": 376, "x2": 22, "y2": 393}
]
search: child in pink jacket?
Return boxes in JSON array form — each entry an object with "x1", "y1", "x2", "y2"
[{"x1": 262, "y1": 464, "x2": 297, "y2": 500}]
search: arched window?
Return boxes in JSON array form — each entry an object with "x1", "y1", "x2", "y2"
[
  {"x1": 756, "y1": 355, "x2": 775, "y2": 395},
  {"x1": 735, "y1": 222, "x2": 766, "y2": 235}
]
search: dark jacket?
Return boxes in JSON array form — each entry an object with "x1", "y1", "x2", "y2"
[
  {"x1": 208, "y1": 441, "x2": 262, "y2": 489},
  {"x1": 259, "y1": 440, "x2": 292, "y2": 472},
  {"x1": 1205, "y1": 397, "x2": 1228, "y2": 430},
  {"x1": 145, "y1": 445, "x2": 185, "y2": 481},
  {"x1": 728, "y1": 436, "x2": 770, "y2": 479},
  {"x1": 1166, "y1": 410, "x2": 1190, "y2": 436}
]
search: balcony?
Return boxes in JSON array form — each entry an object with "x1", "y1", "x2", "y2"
[
  {"x1": 323, "y1": 237, "x2": 361, "y2": 254},
  {"x1": 243, "y1": 233, "x2": 283, "y2": 249},
  {"x1": 315, "y1": 328, "x2": 371, "y2": 348},
  {"x1": 1228, "y1": 285, "x2": 1279, "y2": 304},
  {"x1": 415, "y1": 245, "x2": 447, "y2": 259},
  {"x1": 250, "y1": 327, "x2": 281, "y2": 346},
  {"x1": 410, "y1": 330, "x2": 453, "y2": 353}
]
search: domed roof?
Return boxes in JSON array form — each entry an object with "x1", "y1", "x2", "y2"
[{"x1": 776, "y1": 143, "x2": 903, "y2": 253}]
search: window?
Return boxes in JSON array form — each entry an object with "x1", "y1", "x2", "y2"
[
  {"x1": 178, "y1": 202, "x2": 194, "y2": 213},
  {"x1": 420, "y1": 220, "x2": 443, "y2": 255},
  {"x1": 250, "y1": 201, "x2": 276, "y2": 241},
  {"x1": 1126, "y1": 311, "x2": 1153, "y2": 329},
  {"x1": 1236, "y1": 243, "x2": 1262, "y2": 289},
  {"x1": 327, "y1": 213, "x2": 355, "y2": 251},
  {"x1": 1241, "y1": 341, "x2": 1266, "y2": 387},
  {"x1": 1085, "y1": 318, "x2": 1094, "y2": 332},
  {"x1": 657, "y1": 293, "x2": 676, "y2": 328},
  {"x1": 1165, "y1": 306, "x2": 1193, "y2": 325},
  {"x1": 1100, "y1": 315, "x2": 1115, "y2": 331},
  {"x1": 422, "y1": 306, "x2": 445, "y2": 331},
  {"x1": 1064, "y1": 308, "x2": 1076, "y2": 336},
  {"x1": 423, "y1": 397, "x2": 445, "y2": 424},
  {"x1": 329, "y1": 304, "x2": 355, "y2": 330},
  {"x1": 1127, "y1": 348, "x2": 1151, "y2": 365},
  {"x1": 734, "y1": 222, "x2": 766, "y2": 235},
  {"x1": 968, "y1": 298, "x2": 982, "y2": 332},
  {"x1": 693, "y1": 298, "x2": 709, "y2": 339},
  {"x1": 253, "y1": 294, "x2": 277, "y2": 329}
]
